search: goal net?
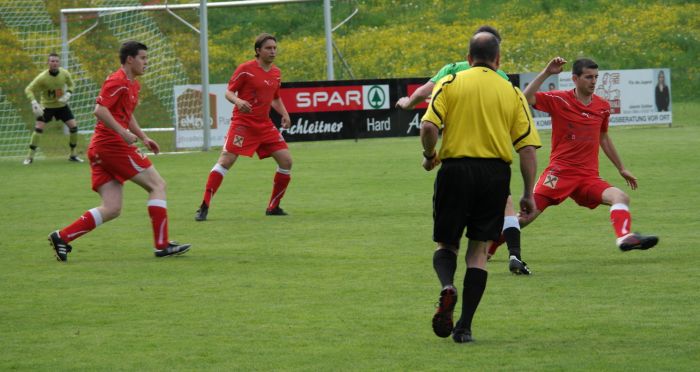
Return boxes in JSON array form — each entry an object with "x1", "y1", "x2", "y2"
[{"x1": 0, "y1": 0, "x2": 98, "y2": 158}]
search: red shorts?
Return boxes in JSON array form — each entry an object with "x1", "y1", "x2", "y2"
[
  {"x1": 223, "y1": 123, "x2": 287, "y2": 159},
  {"x1": 533, "y1": 165, "x2": 611, "y2": 209},
  {"x1": 87, "y1": 144, "x2": 152, "y2": 192}
]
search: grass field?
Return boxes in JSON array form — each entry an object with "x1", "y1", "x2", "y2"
[{"x1": 1, "y1": 110, "x2": 699, "y2": 370}]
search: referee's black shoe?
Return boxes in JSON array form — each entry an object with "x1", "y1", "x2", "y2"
[
  {"x1": 265, "y1": 206, "x2": 288, "y2": 216},
  {"x1": 154, "y1": 242, "x2": 192, "y2": 257},
  {"x1": 432, "y1": 285, "x2": 457, "y2": 338},
  {"x1": 48, "y1": 231, "x2": 72, "y2": 262},
  {"x1": 509, "y1": 255, "x2": 532, "y2": 275},
  {"x1": 195, "y1": 203, "x2": 209, "y2": 221},
  {"x1": 68, "y1": 155, "x2": 84, "y2": 163},
  {"x1": 452, "y1": 320, "x2": 474, "y2": 343}
]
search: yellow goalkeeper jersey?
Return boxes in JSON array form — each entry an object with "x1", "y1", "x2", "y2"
[{"x1": 25, "y1": 68, "x2": 75, "y2": 108}]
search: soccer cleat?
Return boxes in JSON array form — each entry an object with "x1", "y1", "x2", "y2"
[
  {"x1": 509, "y1": 255, "x2": 532, "y2": 275},
  {"x1": 154, "y1": 241, "x2": 192, "y2": 257},
  {"x1": 68, "y1": 155, "x2": 84, "y2": 163},
  {"x1": 265, "y1": 206, "x2": 288, "y2": 216},
  {"x1": 432, "y1": 285, "x2": 457, "y2": 338},
  {"x1": 195, "y1": 203, "x2": 209, "y2": 221},
  {"x1": 23, "y1": 158, "x2": 33, "y2": 165},
  {"x1": 617, "y1": 233, "x2": 659, "y2": 252},
  {"x1": 48, "y1": 231, "x2": 72, "y2": 262},
  {"x1": 452, "y1": 321, "x2": 474, "y2": 343}
]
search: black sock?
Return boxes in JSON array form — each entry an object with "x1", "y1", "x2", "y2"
[
  {"x1": 457, "y1": 267, "x2": 488, "y2": 331},
  {"x1": 432, "y1": 249, "x2": 457, "y2": 288},
  {"x1": 503, "y1": 227, "x2": 521, "y2": 260}
]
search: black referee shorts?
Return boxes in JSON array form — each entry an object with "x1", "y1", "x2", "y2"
[
  {"x1": 38, "y1": 105, "x2": 75, "y2": 123},
  {"x1": 433, "y1": 157, "x2": 511, "y2": 244}
]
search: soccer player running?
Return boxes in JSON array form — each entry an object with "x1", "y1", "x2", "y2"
[
  {"x1": 421, "y1": 32, "x2": 540, "y2": 343},
  {"x1": 195, "y1": 33, "x2": 292, "y2": 221},
  {"x1": 24, "y1": 53, "x2": 83, "y2": 165},
  {"x1": 48, "y1": 41, "x2": 191, "y2": 261},
  {"x1": 397, "y1": 26, "x2": 532, "y2": 275},
  {"x1": 511, "y1": 56, "x2": 659, "y2": 251}
]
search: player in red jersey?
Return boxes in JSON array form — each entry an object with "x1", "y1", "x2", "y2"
[
  {"x1": 195, "y1": 33, "x2": 292, "y2": 221},
  {"x1": 495, "y1": 56, "x2": 658, "y2": 251},
  {"x1": 48, "y1": 41, "x2": 191, "y2": 261}
]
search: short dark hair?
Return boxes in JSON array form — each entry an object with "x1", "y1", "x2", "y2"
[
  {"x1": 254, "y1": 33, "x2": 277, "y2": 57},
  {"x1": 469, "y1": 32, "x2": 499, "y2": 62},
  {"x1": 120, "y1": 41, "x2": 148, "y2": 64},
  {"x1": 572, "y1": 58, "x2": 598, "y2": 76},
  {"x1": 474, "y1": 25, "x2": 501, "y2": 43},
  {"x1": 48, "y1": 52, "x2": 59, "y2": 59}
]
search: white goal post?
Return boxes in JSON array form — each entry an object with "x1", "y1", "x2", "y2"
[{"x1": 59, "y1": 0, "x2": 333, "y2": 151}]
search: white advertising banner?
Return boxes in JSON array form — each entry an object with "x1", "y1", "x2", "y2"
[
  {"x1": 519, "y1": 68, "x2": 672, "y2": 129},
  {"x1": 173, "y1": 84, "x2": 231, "y2": 149}
]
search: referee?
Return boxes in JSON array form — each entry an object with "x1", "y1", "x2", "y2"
[{"x1": 421, "y1": 32, "x2": 541, "y2": 343}]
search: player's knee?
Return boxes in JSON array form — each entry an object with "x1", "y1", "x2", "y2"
[
  {"x1": 102, "y1": 206, "x2": 122, "y2": 221},
  {"x1": 69, "y1": 126, "x2": 78, "y2": 133},
  {"x1": 34, "y1": 127, "x2": 44, "y2": 134},
  {"x1": 152, "y1": 177, "x2": 167, "y2": 194}
]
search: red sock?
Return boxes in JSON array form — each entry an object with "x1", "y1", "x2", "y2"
[
  {"x1": 203, "y1": 164, "x2": 227, "y2": 207},
  {"x1": 59, "y1": 208, "x2": 101, "y2": 243},
  {"x1": 148, "y1": 200, "x2": 169, "y2": 249},
  {"x1": 487, "y1": 233, "x2": 505, "y2": 257},
  {"x1": 610, "y1": 204, "x2": 632, "y2": 238},
  {"x1": 267, "y1": 169, "x2": 291, "y2": 210}
]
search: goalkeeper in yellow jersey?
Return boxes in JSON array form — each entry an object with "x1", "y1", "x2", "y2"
[{"x1": 23, "y1": 52, "x2": 83, "y2": 165}]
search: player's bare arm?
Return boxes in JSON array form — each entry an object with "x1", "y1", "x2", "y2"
[
  {"x1": 523, "y1": 57, "x2": 567, "y2": 105},
  {"x1": 271, "y1": 97, "x2": 291, "y2": 129},
  {"x1": 225, "y1": 90, "x2": 252, "y2": 113},
  {"x1": 94, "y1": 104, "x2": 137, "y2": 145},
  {"x1": 128, "y1": 115, "x2": 160, "y2": 154},
  {"x1": 396, "y1": 81, "x2": 435, "y2": 110},
  {"x1": 419, "y1": 120, "x2": 440, "y2": 171},
  {"x1": 600, "y1": 132, "x2": 637, "y2": 190}
]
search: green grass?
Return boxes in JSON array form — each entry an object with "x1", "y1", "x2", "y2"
[{"x1": 1, "y1": 117, "x2": 699, "y2": 370}]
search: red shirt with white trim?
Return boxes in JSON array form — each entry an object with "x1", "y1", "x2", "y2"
[
  {"x1": 534, "y1": 89, "x2": 611, "y2": 174},
  {"x1": 91, "y1": 68, "x2": 140, "y2": 147},
  {"x1": 227, "y1": 59, "x2": 281, "y2": 127}
]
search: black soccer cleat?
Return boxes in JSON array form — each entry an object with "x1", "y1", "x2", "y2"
[
  {"x1": 509, "y1": 255, "x2": 532, "y2": 275},
  {"x1": 265, "y1": 206, "x2": 288, "y2": 216},
  {"x1": 617, "y1": 233, "x2": 659, "y2": 252},
  {"x1": 48, "y1": 231, "x2": 72, "y2": 262},
  {"x1": 452, "y1": 320, "x2": 474, "y2": 343},
  {"x1": 195, "y1": 203, "x2": 209, "y2": 221},
  {"x1": 432, "y1": 285, "x2": 457, "y2": 338},
  {"x1": 154, "y1": 241, "x2": 192, "y2": 257},
  {"x1": 68, "y1": 155, "x2": 84, "y2": 163}
]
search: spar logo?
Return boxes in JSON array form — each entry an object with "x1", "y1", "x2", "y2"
[{"x1": 280, "y1": 84, "x2": 390, "y2": 113}]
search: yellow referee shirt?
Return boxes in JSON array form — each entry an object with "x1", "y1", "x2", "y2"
[{"x1": 422, "y1": 65, "x2": 541, "y2": 163}]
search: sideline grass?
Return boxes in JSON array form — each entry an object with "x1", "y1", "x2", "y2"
[{"x1": 1, "y1": 122, "x2": 698, "y2": 370}]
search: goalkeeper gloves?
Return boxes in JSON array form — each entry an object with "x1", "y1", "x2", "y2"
[
  {"x1": 58, "y1": 91, "x2": 72, "y2": 104},
  {"x1": 31, "y1": 100, "x2": 44, "y2": 117}
]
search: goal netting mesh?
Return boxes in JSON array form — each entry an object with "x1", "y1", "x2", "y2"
[{"x1": 0, "y1": 0, "x2": 194, "y2": 157}]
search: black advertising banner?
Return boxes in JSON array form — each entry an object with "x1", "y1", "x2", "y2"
[{"x1": 271, "y1": 78, "x2": 429, "y2": 142}]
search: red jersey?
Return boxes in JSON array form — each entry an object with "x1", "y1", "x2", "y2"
[
  {"x1": 91, "y1": 68, "x2": 140, "y2": 148},
  {"x1": 534, "y1": 90, "x2": 611, "y2": 174},
  {"x1": 227, "y1": 59, "x2": 281, "y2": 128}
]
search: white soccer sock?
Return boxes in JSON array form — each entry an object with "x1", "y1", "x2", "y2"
[
  {"x1": 503, "y1": 215, "x2": 520, "y2": 231},
  {"x1": 212, "y1": 163, "x2": 228, "y2": 176},
  {"x1": 88, "y1": 208, "x2": 104, "y2": 226}
]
